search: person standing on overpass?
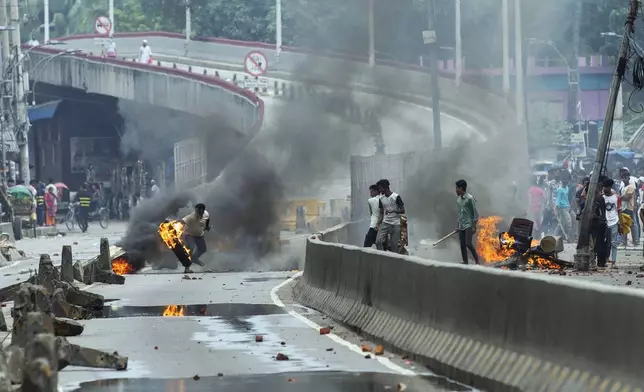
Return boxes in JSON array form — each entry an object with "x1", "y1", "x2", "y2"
[
  {"x1": 181, "y1": 203, "x2": 210, "y2": 273},
  {"x1": 139, "y1": 40, "x2": 152, "y2": 64},
  {"x1": 455, "y1": 179, "x2": 479, "y2": 264},
  {"x1": 364, "y1": 184, "x2": 382, "y2": 248}
]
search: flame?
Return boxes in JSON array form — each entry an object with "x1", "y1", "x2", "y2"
[
  {"x1": 112, "y1": 257, "x2": 135, "y2": 275},
  {"x1": 476, "y1": 216, "x2": 515, "y2": 262},
  {"x1": 162, "y1": 305, "x2": 185, "y2": 317},
  {"x1": 158, "y1": 220, "x2": 191, "y2": 259},
  {"x1": 528, "y1": 255, "x2": 561, "y2": 270}
]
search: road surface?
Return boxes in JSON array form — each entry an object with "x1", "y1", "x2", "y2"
[{"x1": 0, "y1": 223, "x2": 471, "y2": 392}]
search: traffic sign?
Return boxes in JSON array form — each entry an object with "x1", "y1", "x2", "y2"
[
  {"x1": 95, "y1": 16, "x2": 112, "y2": 35},
  {"x1": 244, "y1": 51, "x2": 268, "y2": 77}
]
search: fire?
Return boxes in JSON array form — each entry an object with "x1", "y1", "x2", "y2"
[
  {"x1": 158, "y1": 220, "x2": 191, "y2": 258},
  {"x1": 162, "y1": 305, "x2": 185, "y2": 317},
  {"x1": 476, "y1": 216, "x2": 515, "y2": 262},
  {"x1": 528, "y1": 255, "x2": 561, "y2": 270},
  {"x1": 112, "y1": 257, "x2": 135, "y2": 275}
]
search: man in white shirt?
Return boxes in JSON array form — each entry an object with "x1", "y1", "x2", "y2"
[
  {"x1": 619, "y1": 168, "x2": 640, "y2": 246},
  {"x1": 139, "y1": 40, "x2": 152, "y2": 64},
  {"x1": 150, "y1": 180, "x2": 160, "y2": 197},
  {"x1": 181, "y1": 203, "x2": 210, "y2": 273},
  {"x1": 364, "y1": 184, "x2": 381, "y2": 247},
  {"x1": 602, "y1": 178, "x2": 622, "y2": 269},
  {"x1": 375, "y1": 179, "x2": 405, "y2": 253}
]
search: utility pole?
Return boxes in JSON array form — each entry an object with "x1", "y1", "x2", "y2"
[
  {"x1": 185, "y1": 1, "x2": 191, "y2": 44},
  {"x1": 276, "y1": 0, "x2": 282, "y2": 62},
  {"x1": 43, "y1": 0, "x2": 49, "y2": 43},
  {"x1": 514, "y1": 0, "x2": 525, "y2": 125},
  {"x1": 568, "y1": 0, "x2": 582, "y2": 129},
  {"x1": 575, "y1": 0, "x2": 639, "y2": 271},
  {"x1": 10, "y1": 0, "x2": 29, "y2": 183},
  {"x1": 368, "y1": 0, "x2": 375, "y2": 67},
  {"x1": 109, "y1": 0, "x2": 114, "y2": 37},
  {"x1": 0, "y1": 0, "x2": 7, "y2": 184},
  {"x1": 425, "y1": 0, "x2": 441, "y2": 150},
  {"x1": 455, "y1": 0, "x2": 462, "y2": 86},
  {"x1": 502, "y1": 0, "x2": 510, "y2": 97}
]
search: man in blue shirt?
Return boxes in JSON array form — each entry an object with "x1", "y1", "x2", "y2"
[{"x1": 554, "y1": 179, "x2": 572, "y2": 241}]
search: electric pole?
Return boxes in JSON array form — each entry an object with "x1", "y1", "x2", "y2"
[
  {"x1": 575, "y1": 0, "x2": 639, "y2": 271},
  {"x1": 44, "y1": 0, "x2": 49, "y2": 43},
  {"x1": 502, "y1": 0, "x2": 510, "y2": 97},
  {"x1": 0, "y1": 0, "x2": 7, "y2": 184},
  {"x1": 455, "y1": 0, "x2": 462, "y2": 86},
  {"x1": 514, "y1": 0, "x2": 525, "y2": 125},
  {"x1": 276, "y1": 0, "x2": 282, "y2": 62},
  {"x1": 109, "y1": 0, "x2": 114, "y2": 37},
  {"x1": 368, "y1": 0, "x2": 375, "y2": 67},
  {"x1": 425, "y1": 0, "x2": 441, "y2": 150},
  {"x1": 568, "y1": 0, "x2": 582, "y2": 129},
  {"x1": 10, "y1": 0, "x2": 29, "y2": 183}
]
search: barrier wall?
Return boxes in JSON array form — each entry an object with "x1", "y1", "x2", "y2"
[
  {"x1": 27, "y1": 45, "x2": 264, "y2": 139},
  {"x1": 52, "y1": 32, "x2": 515, "y2": 138},
  {"x1": 296, "y1": 225, "x2": 644, "y2": 391}
]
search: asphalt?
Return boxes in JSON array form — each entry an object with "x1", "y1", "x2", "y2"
[{"x1": 0, "y1": 222, "x2": 472, "y2": 392}]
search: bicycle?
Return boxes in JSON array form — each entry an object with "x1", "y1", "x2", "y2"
[{"x1": 65, "y1": 202, "x2": 110, "y2": 230}]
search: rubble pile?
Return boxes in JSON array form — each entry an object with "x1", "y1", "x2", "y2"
[{"x1": 0, "y1": 237, "x2": 129, "y2": 391}]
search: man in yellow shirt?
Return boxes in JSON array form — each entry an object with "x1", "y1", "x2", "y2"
[{"x1": 181, "y1": 203, "x2": 210, "y2": 272}]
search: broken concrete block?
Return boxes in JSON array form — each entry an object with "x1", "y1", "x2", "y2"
[
  {"x1": 53, "y1": 318, "x2": 84, "y2": 337},
  {"x1": 5, "y1": 345, "x2": 24, "y2": 385},
  {"x1": 65, "y1": 288, "x2": 104, "y2": 310},
  {"x1": 0, "y1": 345, "x2": 11, "y2": 391},
  {"x1": 12, "y1": 312, "x2": 53, "y2": 348},
  {"x1": 23, "y1": 333, "x2": 58, "y2": 392},
  {"x1": 60, "y1": 246, "x2": 74, "y2": 283},
  {"x1": 99, "y1": 238, "x2": 111, "y2": 271},
  {"x1": 72, "y1": 260, "x2": 84, "y2": 283},
  {"x1": 55, "y1": 337, "x2": 127, "y2": 371},
  {"x1": 51, "y1": 289, "x2": 91, "y2": 320},
  {"x1": 37, "y1": 254, "x2": 61, "y2": 295},
  {"x1": 93, "y1": 270, "x2": 125, "y2": 285}
]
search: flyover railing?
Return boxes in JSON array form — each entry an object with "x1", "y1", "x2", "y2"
[{"x1": 53, "y1": 31, "x2": 515, "y2": 138}]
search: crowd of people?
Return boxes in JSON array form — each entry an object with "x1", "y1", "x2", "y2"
[
  {"x1": 364, "y1": 179, "x2": 407, "y2": 254},
  {"x1": 528, "y1": 167, "x2": 643, "y2": 269}
]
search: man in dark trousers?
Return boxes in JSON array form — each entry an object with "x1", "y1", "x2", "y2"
[
  {"x1": 75, "y1": 185, "x2": 92, "y2": 233},
  {"x1": 181, "y1": 203, "x2": 210, "y2": 273},
  {"x1": 455, "y1": 179, "x2": 480, "y2": 264}
]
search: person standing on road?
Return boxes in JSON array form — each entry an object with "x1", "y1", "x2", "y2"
[
  {"x1": 602, "y1": 178, "x2": 622, "y2": 269},
  {"x1": 75, "y1": 185, "x2": 92, "y2": 233},
  {"x1": 554, "y1": 179, "x2": 572, "y2": 241},
  {"x1": 139, "y1": 40, "x2": 152, "y2": 64},
  {"x1": 527, "y1": 178, "x2": 546, "y2": 236},
  {"x1": 455, "y1": 179, "x2": 480, "y2": 265},
  {"x1": 36, "y1": 183, "x2": 45, "y2": 226},
  {"x1": 364, "y1": 184, "x2": 381, "y2": 248},
  {"x1": 375, "y1": 179, "x2": 405, "y2": 253},
  {"x1": 181, "y1": 203, "x2": 210, "y2": 273},
  {"x1": 44, "y1": 186, "x2": 57, "y2": 227},
  {"x1": 150, "y1": 180, "x2": 160, "y2": 198}
]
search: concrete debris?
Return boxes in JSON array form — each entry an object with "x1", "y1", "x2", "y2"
[
  {"x1": 361, "y1": 344, "x2": 372, "y2": 353},
  {"x1": 93, "y1": 270, "x2": 126, "y2": 285},
  {"x1": 22, "y1": 333, "x2": 57, "y2": 392},
  {"x1": 375, "y1": 345, "x2": 384, "y2": 356},
  {"x1": 0, "y1": 312, "x2": 6, "y2": 332},
  {"x1": 193, "y1": 374, "x2": 200, "y2": 381},
  {"x1": 51, "y1": 288, "x2": 92, "y2": 320},
  {"x1": 55, "y1": 337, "x2": 127, "y2": 371},
  {"x1": 60, "y1": 246, "x2": 74, "y2": 282},
  {"x1": 5, "y1": 345, "x2": 24, "y2": 384},
  {"x1": 275, "y1": 353, "x2": 289, "y2": 361},
  {"x1": 255, "y1": 335, "x2": 263, "y2": 343},
  {"x1": 319, "y1": 327, "x2": 330, "y2": 335},
  {"x1": 52, "y1": 318, "x2": 84, "y2": 337}
]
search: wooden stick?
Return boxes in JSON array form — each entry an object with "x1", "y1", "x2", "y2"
[{"x1": 432, "y1": 230, "x2": 457, "y2": 247}]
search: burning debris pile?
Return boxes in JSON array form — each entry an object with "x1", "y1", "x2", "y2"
[
  {"x1": 112, "y1": 257, "x2": 135, "y2": 275},
  {"x1": 158, "y1": 220, "x2": 192, "y2": 266},
  {"x1": 0, "y1": 250, "x2": 128, "y2": 389},
  {"x1": 476, "y1": 216, "x2": 573, "y2": 270}
]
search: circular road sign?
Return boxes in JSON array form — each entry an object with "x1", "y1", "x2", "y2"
[
  {"x1": 244, "y1": 51, "x2": 268, "y2": 77},
  {"x1": 95, "y1": 16, "x2": 112, "y2": 35}
]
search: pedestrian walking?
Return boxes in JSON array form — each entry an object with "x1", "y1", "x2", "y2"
[
  {"x1": 44, "y1": 186, "x2": 57, "y2": 226},
  {"x1": 375, "y1": 179, "x2": 405, "y2": 253},
  {"x1": 181, "y1": 203, "x2": 210, "y2": 273},
  {"x1": 554, "y1": 179, "x2": 572, "y2": 241},
  {"x1": 139, "y1": 39, "x2": 152, "y2": 63},
  {"x1": 75, "y1": 185, "x2": 92, "y2": 233},
  {"x1": 455, "y1": 179, "x2": 480, "y2": 264},
  {"x1": 527, "y1": 178, "x2": 546, "y2": 235},
  {"x1": 602, "y1": 178, "x2": 622, "y2": 269},
  {"x1": 35, "y1": 183, "x2": 45, "y2": 226},
  {"x1": 619, "y1": 168, "x2": 640, "y2": 246},
  {"x1": 364, "y1": 184, "x2": 381, "y2": 248}
]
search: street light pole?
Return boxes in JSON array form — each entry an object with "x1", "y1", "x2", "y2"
[
  {"x1": 10, "y1": 0, "x2": 29, "y2": 183},
  {"x1": 427, "y1": 0, "x2": 441, "y2": 150},
  {"x1": 455, "y1": 0, "x2": 462, "y2": 86},
  {"x1": 109, "y1": 0, "x2": 114, "y2": 37},
  {"x1": 276, "y1": 0, "x2": 282, "y2": 62},
  {"x1": 502, "y1": 0, "x2": 510, "y2": 97},
  {"x1": 368, "y1": 0, "x2": 375, "y2": 67},
  {"x1": 514, "y1": 0, "x2": 525, "y2": 125},
  {"x1": 43, "y1": 0, "x2": 49, "y2": 43}
]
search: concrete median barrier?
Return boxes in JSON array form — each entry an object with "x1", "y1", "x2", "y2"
[{"x1": 296, "y1": 224, "x2": 644, "y2": 391}]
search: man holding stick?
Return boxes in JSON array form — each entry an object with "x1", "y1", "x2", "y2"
[{"x1": 456, "y1": 179, "x2": 480, "y2": 264}]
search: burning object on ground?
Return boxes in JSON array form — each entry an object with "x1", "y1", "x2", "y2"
[
  {"x1": 162, "y1": 305, "x2": 185, "y2": 317},
  {"x1": 158, "y1": 220, "x2": 191, "y2": 266},
  {"x1": 478, "y1": 217, "x2": 572, "y2": 270},
  {"x1": 111, "y1": 256, "x2": 135, "y2": 275}
]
